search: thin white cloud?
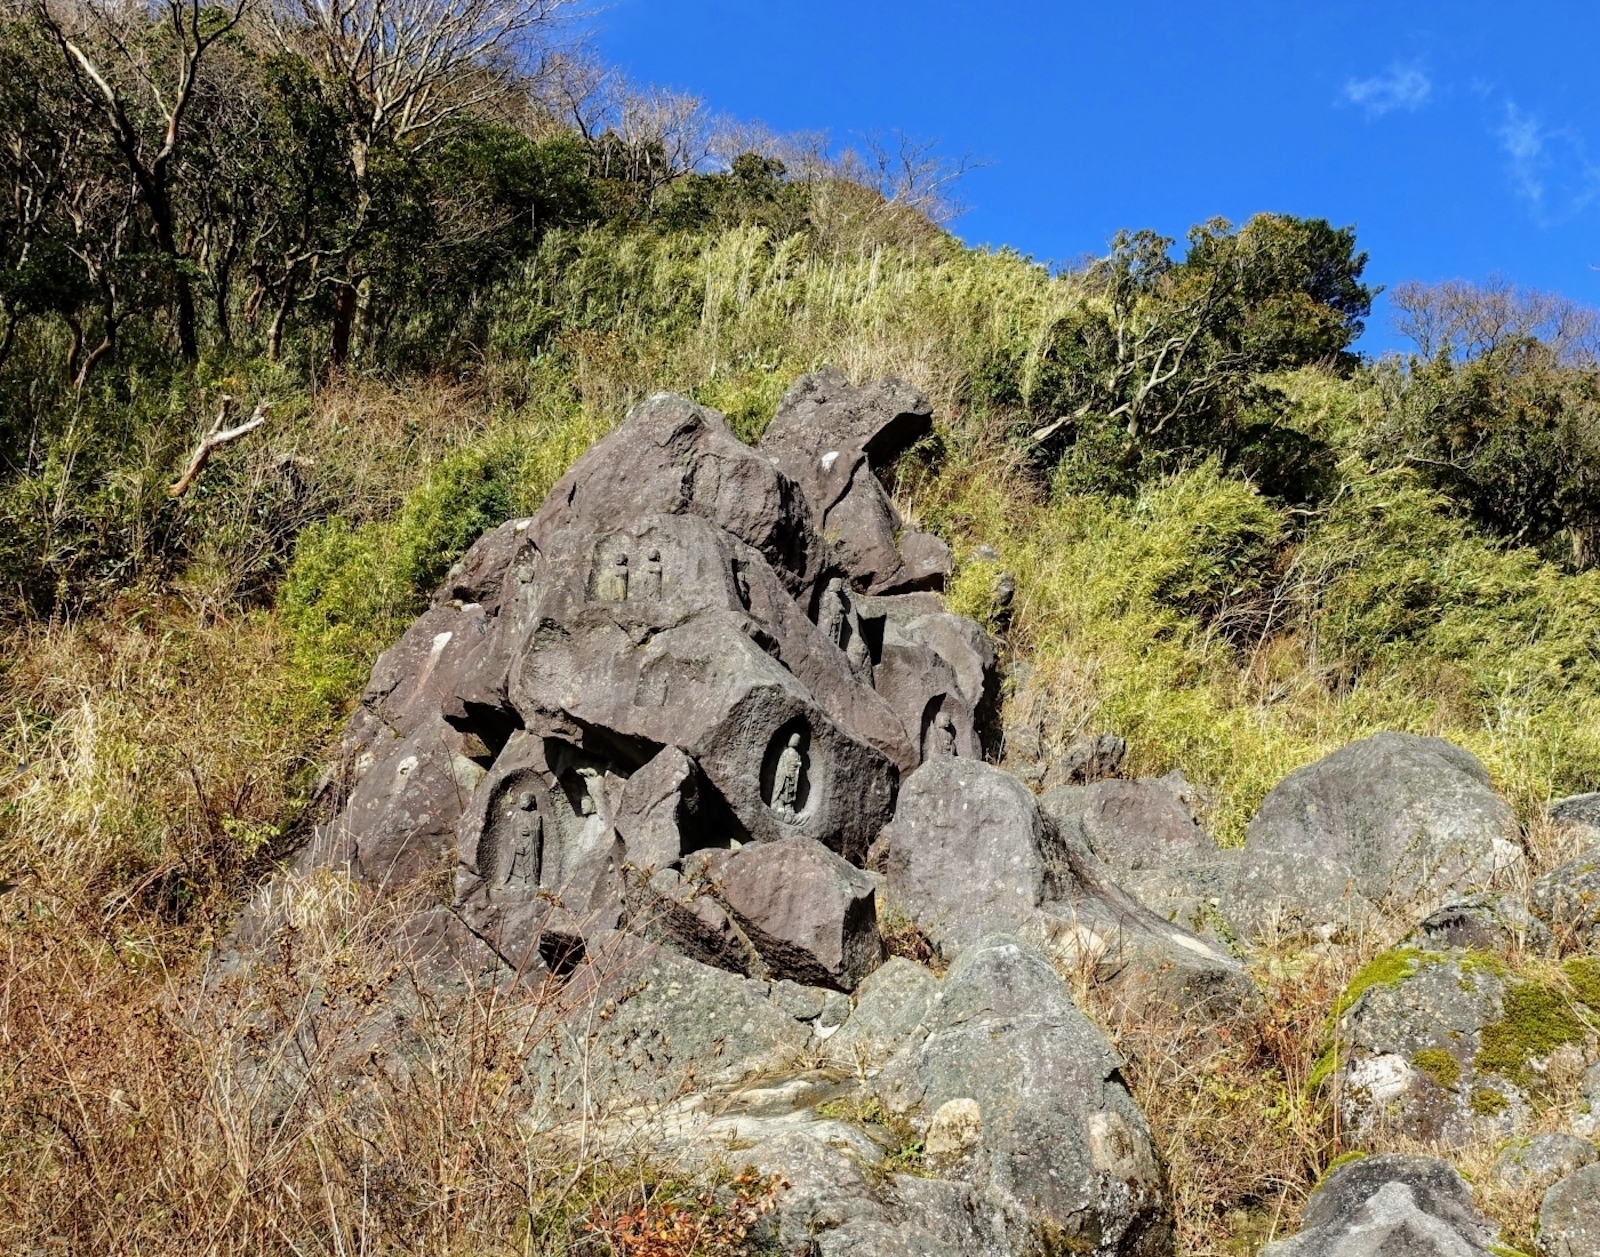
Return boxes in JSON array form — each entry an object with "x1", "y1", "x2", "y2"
[
  {"x1": 1499, "y1": 104, "x2": 1546, "y2": 206},
  {"x1": 1343, "y1": 65, "x2": 1432, "y2": 118},
  {"x1": 1496, "y1": 101, "x2": 1600, "y2": 225}
]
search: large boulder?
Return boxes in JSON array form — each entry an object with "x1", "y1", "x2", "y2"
[
  {"x1": 1246, "y1": 732, "x2": 1523, "y2": 910},
  {"x1": 1540, "y1": 1164, "x2": 1600, "y2": 1257},
  {"x1": 1261, "y1": 1154, "x2": 1502, "y2": 1257},
  {"x1": 1025, "y1": 870, "x2": 1256, "y2": 1027},
  {"x1": 874, "y1": 758, "x2": 1064, "y2": 951},
  {"x1": 877, "y1": 756, "x2": 1255, "y2": 1022},
  {"x1": 529, "y1": 932, "x2": 814, "y2": 1112},
  {"x1": 541, "y1": 390, "x2": 819, "y2": 595},
  {"x1": 873, "y1": 936, "x2": 1174, "y2": 1255}
]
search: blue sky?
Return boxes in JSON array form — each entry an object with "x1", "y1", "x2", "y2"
[{"x1": 591, "y1": 1, "x2": 1600, "y2": 353}]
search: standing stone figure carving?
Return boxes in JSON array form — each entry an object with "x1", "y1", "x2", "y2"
[
  {"x1": 597, "y1": 553, "x2": 629, "y2": 601},
  {"x1": 818, "y1": 577, "x2": 848, "y2": 646},
  {"x1": 638, "y1": 548, "x2": 663, "y2": 599},
  {"x1": 503, "y1": 791, "x2": 541, "y2": 889},
  {"x1": 929, "y1": 711, "x2": 958, "y2": 759},
  {"x1": 772, "y1": 732, "x2": 806, "y2": 821}
]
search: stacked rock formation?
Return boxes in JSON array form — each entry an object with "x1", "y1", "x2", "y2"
[{"x1": 303, "y1": 370, "x2": 996, "y2": 990}]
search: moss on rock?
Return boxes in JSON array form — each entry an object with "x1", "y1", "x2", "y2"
[{"x1": 1474, "y1": 980, "x2": 1586, "y2": 1090}]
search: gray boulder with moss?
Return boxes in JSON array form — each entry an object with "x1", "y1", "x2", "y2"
[
  {"x1": 1327, "y1": 948, "x2": 1600, "y2": 1147},
  {"x1": 1532, "y1": 846, "x2": 1600, "y2": 948},
  {"x1": 1260, "y1": 1154, "x2": 1502, "y2": 1257}
]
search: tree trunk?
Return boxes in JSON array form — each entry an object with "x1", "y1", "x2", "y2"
[
  {"x1": 266, "y1": 289, "x2": 292, "y2": 363},
  {"x1": 0, "y1": 307, "x2": 15, "y2": 376},
  {"x1": 74, "y1": 321, "x2": 118, "y2": 388},
  {"x1": 173, "y1": 268, "x2": 198, "y2": 360},
  {"x1": 213, "y1": 253, "x2": 233, "y2": 347},
  {"x1": 1571, "y1": 524, "x2": 1596, "y2": 572},
  {"x1": 327, "y1": 280, "x2": 357, "y2": 371}
]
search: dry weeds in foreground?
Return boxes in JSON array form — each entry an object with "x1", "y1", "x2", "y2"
[
  {"x1": 0, "y1": 870, "x2": 777, "y2": 1255},
  {"x1": 0, "y1": 611, "x2": 769, "y2": 1255}
]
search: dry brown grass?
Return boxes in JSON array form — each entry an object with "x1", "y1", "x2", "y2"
[
  {"x1": 1072, "y1": 947, "x2": 1363, "y2": 1256},
  {"x1": 0, "y1": 852, "x2": 785, "y2": 1256},
  {"x1": 0, "y1": 608, "x2": 773, "y2": 1255}
]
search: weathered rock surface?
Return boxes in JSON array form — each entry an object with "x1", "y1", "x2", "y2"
[
  {"x1": 1412, "y1": 891, "x2": 1552, "y2": 953},
  {"x1": 531, "y1": 932, "x2": 815, "y2": 1112},
  {"x1": 1551, "y1": 793, "x2": 1600, "y2": 837},
  {"x1": 1041, "y1": 777, "x2": 1215, "y2": 879},
  {"x1": 1532, "y1": 846, "x2": 1600, "y2": 948},
  {"x1": 1494, "y1": 1133, "x2": 1597, "y2": 1190},
  {"x1": 1246, "y1": 732, "x2": 1523, "y2": 909},
  {"x1": 1260, "y1": 1154, "x2": 1502, "y2": 1257},
  {"x1": 823, "y1": 956, "x2": 941, "y2": 1070},
  {"x1": 1026, "y1": 872, "x2": 1256, "y2": 1027},
  {"x1": 1121, "y1": 734, "x2": 1522, "y2": 946},
  {"x1": 1540, "y1": 1164, "x2": 1600, "y2": 1257},
  {"x1": 873, "y1": 937, "x2": 1174, "y2": 1255}
]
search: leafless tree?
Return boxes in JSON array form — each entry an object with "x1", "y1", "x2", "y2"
[
  {"x1": 35, "y1": 0, "x2": 252, "y2": 362},
  {"x1": 264, "y1": 0, "x2": 571, "y2": 367},
  {"x1": 1392, "y1": 276, "x2": 1600, "y2": 365}
]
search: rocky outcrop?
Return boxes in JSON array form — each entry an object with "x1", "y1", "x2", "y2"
[
  {"x1": 300, "y1": 377, "x2": 1005, "y2": 991},
  {"x1": 759, "y1": 367, "x2": 944, "y2": 595},
  {"x1": 271, "y1": 366, "x2": 1568, "y2": 1257},
  {"x1": 1261, "y1": 1154, "x2": 1503, "y2": 1257}
]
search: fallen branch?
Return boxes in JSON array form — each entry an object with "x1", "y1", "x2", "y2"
[{"x1": 169, "y1": 396, "x2": 269, "y2": 497}]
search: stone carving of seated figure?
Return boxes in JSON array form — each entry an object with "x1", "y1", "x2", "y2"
[{"x1": 771, "y1": 732, "x2": 807, "y2": 822}]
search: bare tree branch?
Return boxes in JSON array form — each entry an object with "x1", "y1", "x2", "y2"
[{"x1": 170, "y1": 396, "x2": 270, "y2": 496}]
